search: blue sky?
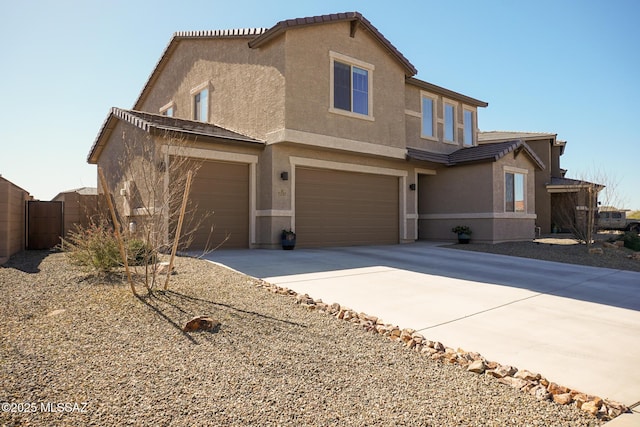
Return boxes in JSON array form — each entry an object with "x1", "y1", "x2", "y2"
[{"x1": 1, "y1": 0, "x2": 638, "y2": 209}]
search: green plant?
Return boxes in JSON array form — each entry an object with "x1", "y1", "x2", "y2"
[
  {"x1": 61, "y1": 222, "x2": 121, "y2": 273},
  {"x1": 61, "y1": 222, "x2": 158, "y2": 274},
  {"x1": 128, "y1": 238, "x2": 156, "y2": 266},
  {"x1": 451, "y1": 225, "x2": 472, "y2": 235},
  {"x1": 623, "y1": 231, "x2": 640, "y2": 251}
]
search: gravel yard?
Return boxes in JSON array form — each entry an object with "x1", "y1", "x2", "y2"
[
  {"x1": 1, "y1": 250, "x2": 606, "y2": 426},
  {"x1": 449, "y1": 234, "x2": 640, "y2": 273}
]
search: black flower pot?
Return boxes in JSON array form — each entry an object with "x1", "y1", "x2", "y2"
[
  {"x1": 281, "y1": 231, "x2": 296, "y2": 250},
  {"x1": 457, "y1": 233, "x2": 471, "y2": 244}
]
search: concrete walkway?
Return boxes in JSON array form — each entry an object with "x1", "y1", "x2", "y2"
[{"x1": 203, "y1": 242, "x2": 640, "y2": 424}]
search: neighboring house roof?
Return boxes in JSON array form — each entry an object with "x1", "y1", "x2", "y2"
[
  {"x1": 478, "y1": 131, "x2": 557, "y2": 143},
  {"x1": 51, "y1": 187, "x2": 98, "y2": 202},
  {"x1": 406, "y1": 78, "x2": 488, "y2": 108},
  {"x1": 547, "y1": 177, "x2": 604, "y2": 190},
  {"x1": 88, "y1": 108, "x2": 264, "y2": 164},
  {"x1": 407, "y1": 140, "x2": 546, "y2": 170},
  {"x1": 248, "y1": 12, "x2": 418, "y2": 76},
  {"x1": 480, "y1": 131, "x2": 566, "y2": 155}
]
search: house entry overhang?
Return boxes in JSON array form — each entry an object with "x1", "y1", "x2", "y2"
[{"x1": 406, "y1": 140, "x2": 545, "y2": 170}]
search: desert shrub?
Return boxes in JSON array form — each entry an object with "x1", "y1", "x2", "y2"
[
  {"x1": 62, "y1": 222, "x2": 120, "y2": 273},
  {"x1": 61, "y1": 222, "x2": 157, "y2": 273},
  {"x1": 623, "y1": 232, "x2": 640, "y2": 251},
  {"x1": 128, "y1": 238, "x2": 156, "y2": 266}
]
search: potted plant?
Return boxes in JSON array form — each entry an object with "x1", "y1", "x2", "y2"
[
  {"x1": 451, "y1": 225, "x2": 472, "y2": 244},
  {"x1": 281, "y1": 229, "x2": 296, "y2": 250}
]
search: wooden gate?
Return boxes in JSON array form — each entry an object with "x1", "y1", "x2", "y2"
[{"x1": 27, "y1": 201, "x2": 63, "y2": 249}]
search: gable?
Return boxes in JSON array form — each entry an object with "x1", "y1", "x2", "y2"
[{"x1": 249, "y1": 12, "x2": 417, "y2": 76}]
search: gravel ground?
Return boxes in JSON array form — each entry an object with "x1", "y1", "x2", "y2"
[
  {"x1": 1, "y1": 251, "x2": 603, "y2": 426},
  {"x1": 449, "y1": 234, "x2": 640, "y2": 273}
]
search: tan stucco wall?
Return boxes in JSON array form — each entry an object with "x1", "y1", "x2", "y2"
[
  {"x1": 417, "y1": 151, "x2": 538, "y2": 243},
  {"x1": 0, "y1": 178, "x2": 30, "y2": 263},
  {"x1": 138, "y1": 38, "x2": 286, "y2": 141},
  {"x1": 405, "y1": 83, "x2": 479, "y2": 154},
  {"x1": 282, "y1": 22, "x2": 406, "y2": 149}
]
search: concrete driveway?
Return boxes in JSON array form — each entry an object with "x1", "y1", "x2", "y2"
[{"x1": 203, "y1": 242, "x2": 640, "y2": 423}]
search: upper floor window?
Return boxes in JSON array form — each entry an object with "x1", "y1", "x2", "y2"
[
  {"x1": 160, "y1": 101, "x2": 174, "y2": 117},
  {"x1": 505, "y1": 171, "x2": 525, "y2": 212},
  {"x1": 444, "y1": 102, "x2": 455, "y2": 142},
  {"x1": 421, "y1": 94, "x2": 435, "y2": 138},
  {"x1": 330, "y1": 51, "x2": 374, "y2": 119},
  {"x1": 193, "y1": 89, "x2": 208, "y2": 122},
  {"x1": 191, "y1": 82, "x2": 210, "y2": 122},
  {"x1": 463, "y1": 109, "x2": 474, "y2": 146}
]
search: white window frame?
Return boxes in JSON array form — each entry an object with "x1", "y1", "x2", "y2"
[
  {"x1": 190, "y1": 81, "x2": 211, "y2": 122},
  {"x1": 504, "y1": 166, "x2": 528, "y2": 213},
  {"x1": 159, "y1": 101, "x2": 175, "y2": 117},
  {"x1": 329, "y1": 51, "x2": 374, "y2": 121},
  {"x1": 420, "y1": 91, "x2": 437, "y2": 140},
  {"x1": 463, "y1": 108, "x2": 475, "y2": 146},
  {"x1": 443, "y1": 99, "x2": 457, "y2": 144}
]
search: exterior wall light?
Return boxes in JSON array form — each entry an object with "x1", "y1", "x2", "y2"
[
  {"x1": 409, "y1": 183, "x2": 416, "y2": 191},
  {"x1": 280, "y1": 172, "x2": 289, "y2": 181}
]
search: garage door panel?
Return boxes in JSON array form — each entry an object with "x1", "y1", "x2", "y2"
[
  {"x1": 172, "y1": 158, "x2": 248, "y2": 250},
  {"x1": 295, "y1": 168, "x2": 398, "y2": 247}
]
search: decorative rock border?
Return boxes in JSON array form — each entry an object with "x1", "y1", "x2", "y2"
[{"x1": 254, "y1": 279, "x2": 630, "y2": 422}]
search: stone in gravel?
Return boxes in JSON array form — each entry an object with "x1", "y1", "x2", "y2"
[
  {"x1": 433, "y1": 341, "x2": 445, "y2": 352},
  {"x1": 156, "y1": 262, "x2": 175, "y2": 274},
  {"x1": 580, "y1": 401, "x2": 600, "y2": 416},
  {"x1": 467, "y1": 360, "x2": 486, "y2": 374},
  {"x1": 47, "y1": 309, "x2": 66, "y2": 317},
  {"x1": 588, "y1": 247, "x2": 603, "y2": 255},
  {"x1": 553, "y1": 393, "x2": 573, "y2": 405},
  {"x1": 547, "y1": 382, "x2": 570, "y2": 395},
  {"x1": 486, "y1": 365, "x2": 516, "y2": 379},
  {"x1": 514, "y1": 369, "x2": 540, "y2": 381},
  {"x1": 183, "y1": 316, "x2": 220, "y2": 332},
  {"x1": 530, "y1": 384, "x2": 551, "y2": 401},
  {"x1": 604, "y1": 400, "x2": 629, "y2": 418},
  {"x1": 497, "y1": 377, "x2": 528, "y2": 390}
]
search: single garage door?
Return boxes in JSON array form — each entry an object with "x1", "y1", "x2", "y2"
[
  {"x1": 295, "y1": 168, "x2": 399, "y2": 248},
  {"x1": 174, "y1": 159, "x2": 249, "y2": 250}
]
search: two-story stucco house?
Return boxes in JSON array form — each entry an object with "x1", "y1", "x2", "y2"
[{"x1": 88, "y1": 12, "x2": 547, "y2": 249}]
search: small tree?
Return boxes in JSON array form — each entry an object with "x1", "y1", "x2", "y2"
[
  {"x1": 92, "y1": 127, "x2": 227, "y2": 294},
  {"x1": 552, "y1": 167, "x2": 619, "y2": 249}
]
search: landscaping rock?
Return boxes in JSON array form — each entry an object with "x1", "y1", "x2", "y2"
[
  {"x1": 514, "y1": 369, "x2": 540, "y2": 381},
  {"x1": 467, "y1": 360, "x2": 486, "y2": 374},
  {"x1": 553, "y1": 393, "x2": 573, "y2": 405},
  {"x1": 182, "y1": 315, "x2": 220, "y2": 332},
  {"x1": 530, "y1": 384, "x2": 551, "y2": 401},
  {"x1": 486, "y1": 365, "x2": 517, "y2": 379}
]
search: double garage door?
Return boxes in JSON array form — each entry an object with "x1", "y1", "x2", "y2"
[
  {"x1": 295, "y1": 168, "x2": 399, "y2": 248},
  {"x1": 181, "y1": 162, "x2": 399, "y2": 249},
  {"x1": 180, "y1": 159, "x2": 249, "y2": 250}
]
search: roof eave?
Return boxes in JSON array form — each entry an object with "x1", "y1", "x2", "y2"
[
  {"x1": 249, "y1": 12, "x2": 417, "y2": 76},
  {"x1": 407, "y1": 77, "x2": 488, "y2": 108}
]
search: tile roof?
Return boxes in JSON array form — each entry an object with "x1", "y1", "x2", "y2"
[
  {"x1": 88, "y1": 108, "x2": 263, "y2": 164},
  {"x1": 548, "y1": 177, "x2": 603, "y2": 188},
  {"x1": 407, "y1": 140, "x2": 546, "y2": 170},
  {"x1": 248, "y1": 12, "x2": 417, "y2": 76}
]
